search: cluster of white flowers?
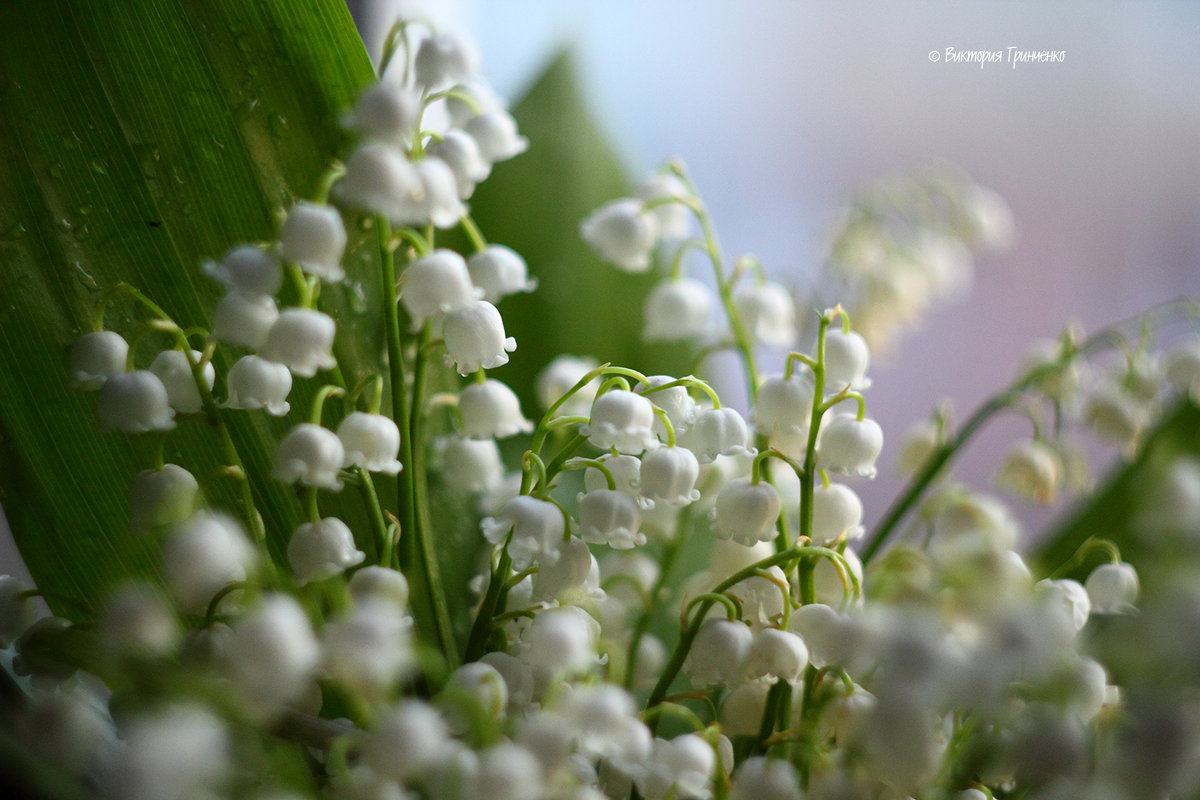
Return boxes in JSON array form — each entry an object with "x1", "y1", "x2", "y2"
[{"x1": 12, "y1": 11, "x2": 1200, "y2": 800}]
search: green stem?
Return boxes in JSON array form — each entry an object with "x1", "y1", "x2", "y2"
[
  {"x1": 624, "y1": 506, "x2": 691, "y2": 688},
  {"x1": 464, "y1": 545, "x2": 512, "y2": 663},
  {"x1": 357, "y1": 468, "x2": 389, "y2": 564}
]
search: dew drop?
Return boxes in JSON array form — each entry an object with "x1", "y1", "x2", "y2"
[
  {"x1": 89, "y1": 159, "x2": 109, "y2": 176},
  {"x1": 267, "y1": 113, "x2": 289, "y2": 139},
  {"x1": 74, "y1": 262, "x2": 99, "y2": 289},
  {"x1": 0, "y1": 222, "x2": 27, "y2": 241}
]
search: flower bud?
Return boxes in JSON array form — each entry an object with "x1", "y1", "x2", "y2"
[
  {"x1": 684, "y1": 618, "x2": 753, "y2": 687},
  {"x1": 518, "y1": 606, "x2": 600, "y2": 680},
  {"x1": 347, "y1": 82, "x2": 420, "y2": 146},
  {"x1": 536, "y1": 355, "x2": 599, "y2": 416},
  {"x1": 204, "y1": 244, "x2": 281, "y2": 297},
  {"x1": 585, "y1": 453, "x2": 643, "y2": 500},
  {"x1": 584, "y1": 389, "x2": 659, "y2": 454},
  {"x1": 895, "y1": 417, "x2": 942, "y2": 476},
  {"x1": 400, "y1": 249, "x2": 478, "y2": 330},
  {"x1": 744, "y1": 627, "x2": 809, "y2": 683},
  {"x1": 162, "y1": 513, "x2": 257, "y2": 612},
  {"x1": 811, "y1": 482, "x2": 864, "y2": 546},
  {"x1": 733, "y1": 281, "x2": 795, "y2": 346},
  {"x1": 443, "y1": 299, "x2": 516, "y2": 375},
  {"x1": 481, "y1": 495, "x2": 565, "y2": 570},
  {"x1": 817, "y1": 415, "x2": 883, "y2": 478},
  {"x1": 447, "y1": 661, "x2": 509, "y2": 721},
  {"x1": 711, "y1": 478, "x2": 781, "y2": 546},
  {"x1": 638, "y1": 734, "x2": 715, "y2": 800},
  {"x1": 580, "y1": 198, "x2": 658, "y2": 273},
  {"x1": 428, "y1": 129, "x2": 491, "y2": 200},
  {"x1": 636, "y1": 172, "x2": 690, "y2": 239},
  {"x1": 279, "y1": 202, "x2": 347, "y2": 282},
  {"x1": 1085, "y1": 561, "x2": 1138, "y2": 614},
  {"x1": 719, "y1": 681, "x2": 771, "y2": 737},
  {"x1": 337, "y1": 412, "x2": 402, "y2": 474},
  {"x1": 364, "y1": 700, "x2": 450, "y2": 782},
  {"x1": 97, "y1": 371, "x2": 175, "y2": 433},
  {"x1": 287, "y1": 517, "x2": 365, "y2": 585},
  {"x1": 1081, "y1": 381, "x2": 1145, "y2": 449},
  {"x1": 273, "y1": 423, "x2": 346, "y2": 490},
  {"x1": 321, "y1": 600, "x2": 414, "y2": 696},
  {"x1": 128, "y1": 463, "x2": 199, "y2": 534},
  {"x1": 824, "y1": 328, "x2": 871, "y2": 391},
  {"x1": 223, "y1": 355, "x2": 292, "y2": 415},
  {"x1": 578, "y1": 489, "x2": 644, "y2": 550},
  {"x1": 465, "y1": 110, "x2": 528, "y2": 164},
  {"x1": 467, "y1": 244, "x2": 535, "y2": 303},
  {"x1": 69, "y1": 331, "x2": 127, "y2": 390},
  {"x1": 225, "y1": 594, "x2": 320, "y2": 715},
  {"x1": 459, "y1": 378, "x2": 532, "y2": 439},
  {"x1": 639, "y1": 446, "x2": 700, "y2": 507},
  {"x1": 211, "y1": 291, "x2": 278, "y2": 349},
  {"x1": 683, "y1": 406, "x2": 752, "y2": 462},
  {"x1": 441, "y1": 435, "x2": 504, "y2": 492},
  {"x1": 348, "y1": 565, "x2": 409, "y2": 610},
  {"x1": 401, "y1": 156, "x2": 465, "y2": 229},
  {"x1": 752, "y1": 373, "x2": 814, "y2": 439},
  {"x1": 730, "y1": 756, "x2": 801, "y2": 800},
  {"x1": 1036, "y1": 578, "x2": 1090, "y2": 631},
  {"x1": 414, "y1": 32, "x2": 477, "y2": 88},
  {"x1": 640, "y1": 375, "x2": 697, "y2": 441},
  {"x1": 643, "y1": 279, "x2": 714, "y2": 342},
  {"x1": 99, "y1": 582, "x2": 179, "y2": 660},
  {"x1": 995, "y1": 439, "x2": 1061, "y2": 505},
  {"x1": 335, "y1": 142, "x2": 422, "y2": 221},
  {"x1": 259, "y1": 308, "x2": 337, "y2": 378},
  {"x1": 532, "y1": 537, "x2": 600, "y2": 600},
  {"x1": 149, "y1": 349, "x2": 214, "y2": 414}
]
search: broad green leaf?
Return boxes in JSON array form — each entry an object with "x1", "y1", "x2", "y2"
[
  {"x1": 0, "y1": 0, "x2": 377, "y2": 618},
  {"x1": 1033, "y1": 399, "x2": 1200, "y2": 582}
]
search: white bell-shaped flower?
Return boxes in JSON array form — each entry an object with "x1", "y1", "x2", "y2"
[
  {"x1": 337, "y1": 412, "x2": 402, "y2": 474},
  {"x1": 441, "y1": 435, "x2": 504, "y2": 492},
  {"x1": 683, "y1": 406, "x2": 752, "y2": 462},
  {"x1": 363, "y1": 700, "x2": 451, "y2": 783},
  {"x1": 443, "y1": 299, "x2": 516, "y2": 375},
  {"x1": 223, "y1": 355, "x2": 292, "y2": 416},
  {"x1": 536, "y1": 355, "x2": 599, "y2": 417},
  {"x1": 578, "y1": 489, "x2": 644, "y2": 550},
  {"x1": 811, "y1": 482, "x2": 865, "y2": 546},
  {"x1": 1081, "y1": 381, "x2": 1145, "y2": 448},
  {"x1": 786, "y1": 603, "x2": 847, "y2": 669},
  {"x1": 346, "y1": 82, "x2": 420, "y2": 146},
  {"x1": 259, "y1": 308, "x2": 337, "y2": 378},
  {"x1": 446, "y1": 661, "x2": 508, "y2": 721},
  {"x1": 204, "y1": 244, "x2": 282, "y2": 297},
  {"x1": 1085, "y1": 562, "x2": 1139, "y2": 614},
  {"x1": 162, "y1": 513, "x2": 257, "y2": 612},
  {"x1": 279, "y1": 202, "x2": 347, "y2": 282},
  {"x1": 99, "y1": 582, "x2": 179, "y2": 660},
  {"x1": 895, "y1": 417, "x2": 942, "y2": 476},
  {"x1": 817, "y1": 415, "x2": 883, "y2": 478},
  {"x1": 481, "y1": 495, "x2": 565, "y2": 570},
  {"x1": 129, "y1": 463, "x2": 199, "y2": 535},
  {"x1": 97, "y1": 704, "x2": 230, "y2": 800},
  {"x1": 149, "y1": 349, "x2": 214, "y2": 415},
  {"x1": 639, "y1": 375, "x2": 697, "y2": 441},
  {"x1": 684, "y1": 618, "x2": 753, "y2": 687},
  {"x1": 581, "y1": 198, "x2": 658, "y2": 273},
  {"x1": 744, "y1": 628, "x2": 809, "y2": 683},
  {"x1": 414, "y1": 32, "x2": 477, "y2": 89},
  {"x1": 585, "y1": 454, "x2": 643, "y2": 499},
  {"x1": 97, "y1": 371, "x2": 175, "y2": 433},
  {"x1": 445, "y1": 79, "x2": 506, "y2": 127},
  {"x1": 465, "y1": 110, "x2": 529, "y2": 164},
  {"x1": 752, "y1": 373, "x2": 815, "y2": 439},
  {"x1": 287, "y1": 517, "x2": 366, "y2": 585},
  {"x1": 459, "y1": 378, "x2": 532, "y2": 439},
  {"x1": 401, "y1": 156, "x2": 465, "y2": 229},
  {"x1": 335, "y1": 142, "x2": 422, "y2": 221},
  {"x1": 225, "y1": 594, "x2": 320, "y2": 715},
  {"x1": 532, "y1": 537, "x2": 600, "y2": 600},
  {"x1": 640, "y1": 446, "x2": 700, "y2": 507},
  {"x1": 995, "y1": 439, "x2": 1061, "y2": 505},
  {"x1": 211, "y1": 290, "x2": 278, "y2": 349},
  {"x1": 643, "y1": 278, "x2": 714, "y2": 342},
  {"x1": 824, "y1": 328, "x2": 872, "y2": 391},
  {"x1": 348, "y1": 565, "x2": 409, "y2": 611},
  {"x1": 720, "y1": 681, "x2": 773, "y2": 738},
  {"x1": 638, "y1": 734, "x2": 715, "y2": 800},
  {"x1": 1036, "y1": 578, "x2": 1091, "y2": 632},
  {"x1": 518, "y1": 605, "x2": 599, "y2": 680},
  {"x1": 467, "y1": 244, "x2": 535, "y2": 303},
  {"x1": 733, "y1": 281, "x2": 795, "y2": 347},
  {"x1": 427, "y1": 129, "x2": 491, "y2": 199},
  {"x1": 636, "y1": 172, "x2": 691, "y2": 239},
  {"x1": 399, "y1": 249, "x2": 478, "y2": 330},
  {"x1": 272, "y1": 423, "x2": 346, "y2": 490},
  {"x1": 711, "y1": 478, "x2": 782, "y2": 545},
  {"x1": 730, "y1": 757, "x2": 801, "y2": 800},
  {"x1": 321, "y1": 600, "x2": 414, "y2": 697},
  {"x1": 583, "y1": 389, "x2": 659, "y2": 454},
  {"x1": 69, "y1": 330, "x2": 127, "y2": 390}
]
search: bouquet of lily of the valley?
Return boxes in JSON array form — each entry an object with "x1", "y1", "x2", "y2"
[{"x1": 3, "y1": 4, "x2": 1200, "y2": 800}]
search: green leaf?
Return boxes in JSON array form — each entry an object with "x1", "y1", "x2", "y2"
[
  {"x1": 0, "y1": 0, "x2": 376, "y2": 618},
  {"x1": 1032, "y1": 399, "x2": 1200, "y2": 582}
]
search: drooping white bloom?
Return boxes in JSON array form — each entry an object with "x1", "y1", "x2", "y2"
[
  {"x1": 204, "y1": 244, "x2": 282, "y2": 297},
  {"x1": 224, "y1": 594, "x2": 320, "y2": 715},
  {"x1": 443, "y1": 299, "x2": 516, "y2": 375},
  {"x1": 346, "y1": 82, "x2": 421, "y2": 146},
  {"x1": 467, "y1": 244, "x2": 535, "y2": 303},
  {"x1": 348, "y1": 565, "x2": 409, "y2": 611},
  {"x1": 404, "y1": 156, "x2": 466, "y2": 229},
  {"x1": 337, "y1": 412, "x2": 402, "y2": 474},
  {"x1": 459, "y1": 378, "x2": 532, "y2": 439},
  {"x1": 744, "y1": 627, "x2": 809, "y2": 683},
  {"x1": 817, "y1": 415, "x2": 884, "y2": 478},
  {"x1": 473, "y1": 742, "x2": 544, "y2": 800},
  {"x1": 97, "y1": 370, "x2": 175, "y2": 433},
  {"x1": 259, "y1": 308, "x2": 337, "y2": 378},
  {"x1": 730, "y1": 756, "x2": 802, "y2": 800},
  {"x1": 580, "y1": 198, "x2": 658, "y2": 272},
  {"x1": 639, "y1": 446, "x2": 700, "y2": 507},
  {"x1": 1085, "y1": 562, "x2": 1139, "y2": 614},
  {"x1": 578, "y1": 489, "x2": 644, "y2": 550},
  {"x1": 636, "y1": 172, "x2": 691, "y2": 239},
  {"x1": 97, "y1": 704, "x2": 229, "y2": 800},
  {"x1": 427, "y1": 129, "x2": 491, "y2": 199},
  {"x1": 321, "y1": 600, "x2": 414, "y2": 696},
  {"x1": 481, "y1": 495, "x2": 566, "y2": 570},
  {"x1": 98, "y1": 582, "x2": 179, "y2": 660},
  {"x1": 711, "y1": 478, "x2": 782, "y2": 545},
  {"x1": 414, "y1": 32, "x2": 477, "y2": 89},
  {"x1": 585, "y1": 454, "x2": 644, "y2": 505},
  {"x1": 733, "y1": 281, "x2": 795, "y2": 347},
  {"x1": 683, "y1": 406, "x2": 752, "y2": 462},
  {"x1": 128, "y1": 463, "x2": 199, "y2": 534},
  {"x1": 335, "y1": 142, "x2": 422, "y2": 221},
  {"x1": 995, "y1": 439, "x2": 1062, "y2": 505},
  {"x1": 1036, "y1": 578, "x2": 1091, "y2": 631},
  {"x1": 1019, "y1": 336, "x2": 1083, "y2": 402},
  {"x1": 447, "y1": 661, "x2": 509, "y2": 721},
  {"x1": 211, "y1": 290, "x2": 278, "y2": 349},
  {"x1": 1081, "y1": 381, "x2": 1146, "y2": 449},
  {"x1": 532, "y1": 537, "x2": 600, "y2": 601},
  {"x1": 518, "y1": 605, "x2": 600, "y2": 680},
  {"x1": 364, "y1": 700, "x2": 450, "y2": 783},
  {"x1": 399, "y1": 249, "x2": 478, "y2": 330},
  {"x1": 637, "y1": 734, "x2": 715, "y2": 800},
  {"x1": 811, "y1": 482, "x2": 865, "y2": 546},
  {"x1": 162, "y1": 513, "x2": 257, "y2": 612},
  {"x1": 69, "y1": 330, "x2": 127, "y2": 390},
  {"x1": 223, "y1": 354, "x2": 292, "y2": 415},
  {"x1": 465, "y1": 110, "x2": 529, "y2": 164},
  {"x1": 639, "y1": 375, "x2": 698, "y2": 441},
  {"x1": 149, "y1": 348, "x2": 214, "y2": 414},
  {"x1": 287, "y1": 518, "x2": 365, "y2": 585},
  {"x1": 272, "y1": 423, "x2": 346, "y2": 490},
  {"x1": 752, "y1": 373, "x2": 815, "y2": 439},
  {"x1": 643, "y1": 278, "x2": 715, "y2": 342},
  {"x1": 824, "y1": 328, "x2": 872, "y2": 391},
  {"x1": 684, "y1": 618, "x2": 753, "y2": 687},
  {"x1": 278, "y1": 202, "x2": 347, "y2": 282},
  {"x1": 536, "y1": 355, "x2": 600, "y2": 416},
  {"x1": 584, "y1": 389, "x2": 659, "y2": 454},
  {"x1": 895, "y1": 417, "x2": 943, "y2": 476},
  {"x1": 441, "y1": 435, "x2": 504, "y2": 492},
  {"x1": 560, "y1": 684, "x2": 646, "y2": 764},
  {"x1": 445, "y1": 79, "x2": 506, "y2": 127}
]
